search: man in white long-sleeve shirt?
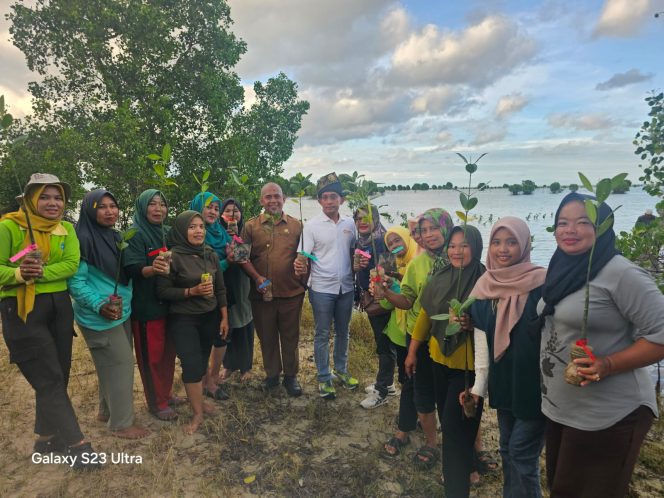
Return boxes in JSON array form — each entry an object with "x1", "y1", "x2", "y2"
[{"x1": 294, "y1": 172, "x2": 357, "y2": 399}]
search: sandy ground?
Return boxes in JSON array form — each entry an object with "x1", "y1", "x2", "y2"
[{"x1": 0, "y1": 303, "x2": 662, "y2": 497}]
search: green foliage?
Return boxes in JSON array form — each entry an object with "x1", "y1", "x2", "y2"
[
  {"x1": 617, "y1": 221, "x2": 664, "y2": 292},
  {"x1": 3, "y1": 0, "x2": 308, "y2": 220},
  {"x1": 549, "y1": 181, "x2": 562, "y2": 193},
  {"x1": 508, "y1": 184, "x2": 522, "y2": 195},
  {"x1": 568, "y1": 183, "x2": 579, "y2": 192},
  {"x1": 611, "y1": 178, "x2": 631, "y2": 194},
  {"x1": 634, "y1": 92, "x2": 664, "y2": 197},
  {"x1": 521, "y1": 179, "x2": 536, "y2": 195},
  {"x1": 114, "y1": 226, "x2": 138, "y2": 294}
]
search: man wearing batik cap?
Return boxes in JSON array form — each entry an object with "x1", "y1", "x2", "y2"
[{"x1": 294, "y1": 172, "x2": 357, "y2": 399}]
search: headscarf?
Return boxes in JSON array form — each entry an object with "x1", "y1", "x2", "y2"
[
  {"x1": 471, "y1": 217, "x2": 546, "y2": 361},
  {"x1": 167, "y1": 210, "x2": 206, "y2": 256},
  {"x1": 418, "y1": 208, "x2": 454, "y2": 271},
  {"x1": 75, "y1": 189, "x2": 127, "y2": 285},
  {"x1": 354, "y1": 205, "x2": 387, "y2": 250},
  {"x1": 540, "y1": 192, "x2": 619, "y2": 318},
  {"x1": 421, "y1": 225, "x2": 486, "y2": 356},
  {"x1": 384, "y1": 226, "x2": 418, "y2": 333},
  {"x1": 4, "y1": 184, "x2": 66, "y2": 321},
  {"x1": 189, "y1": 192, "x2": 231, "y2": 259},
  {"x1": 384, "y1": 226, "x2": 418, "y2": 275},
  {"x1": 220, "y1": 198, "x2": 245, "y2": 234},
  {"x1": 131, "y1": 189, "x2": 169, "y2": 250}
]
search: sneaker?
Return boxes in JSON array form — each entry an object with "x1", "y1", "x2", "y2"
[
  {"x1": 364, "y1": 383, "x2": 400, "y2": 396},
  {"x1": 318, "y1": 380, "x2": 336, "y2": 399},
  {"x1": 332, "y1": 370, "x2": 359, "y2": 390},
  {"x1": 360, "y1": 392, "x2": 389, "y2": 409}
]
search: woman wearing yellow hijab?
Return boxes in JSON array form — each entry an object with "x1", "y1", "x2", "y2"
[{"x1": 0, "y1": 173, "x2": 100, "y2": 470}]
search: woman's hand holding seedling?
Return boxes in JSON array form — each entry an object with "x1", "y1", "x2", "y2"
[
  {"x1": 19, "y1": 256, "x2": 42, "y2": 280},
  {"x1": 458, "y1": 390, "x2": 480, "y2": 408},
  {"x1": 190, "y1": 280, "x2": 213, "y2": 297},
  {"x1": 99, "y1": 303, "x2": 121, "y2": 321},
  {"x1": 152, "y1": 254, "x2": 170, "y2": 274}
]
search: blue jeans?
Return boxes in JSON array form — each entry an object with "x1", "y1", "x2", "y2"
[
  {"x1": 497, "y1": 409, "x2": 546, "y2": 498},
  {"x1": 309, "y1": 289, "x2": 354, "y2": 382}
]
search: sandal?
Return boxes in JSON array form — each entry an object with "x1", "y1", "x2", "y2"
[
  {"x1": 153, "y1": 407, "x2": 178, "y2": 421},
  {"x1": 383, "y1": 435, "x2": 410, "y2": 458},
  {"x1": 475, "y1": 450, "x2": 499, "y2": 474},
  {"x1": 413, "y1": 445, "x2": 439, "y2": 469},
  {"x1": 203, "y1": 386, "x2": 230, "y2": 401}
]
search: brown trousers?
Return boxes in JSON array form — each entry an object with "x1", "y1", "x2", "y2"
[
  {"x1": 546, "y1": 405, "x2": 654, "y2": 498},
  {"x1": 251, "y1": 294, "x2": 304, "y2": 378}
]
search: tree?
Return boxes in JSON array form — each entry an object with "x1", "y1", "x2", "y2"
[
  {"x1": 568, "y1": 183, "x2": 579, "y2": 192},
  {"x1": 634, "y1": 92, "x2": 664, "y2": 197},
  {"x1": 3, "y1": 0, "x2": 309, "y2": 221},
  {"x1": 611, "y1": 178, "x2": 631, "y2": 194},
  {"x1": 521, "y1": 180, "x2": 537, "y2": 195},
  {"x1": 549, "y1": 182, "x2": 562, "y2": 193},
  {"x1": 444, "y1": 182, "x2": 454, "y2": 189},
  {"x1": 508, "y1": 184, "x2": 522, "y2": 195}
]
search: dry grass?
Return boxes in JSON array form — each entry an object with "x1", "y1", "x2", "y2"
[{"x1": 0, "y1": 299, "x2": 662, "y2": 497}]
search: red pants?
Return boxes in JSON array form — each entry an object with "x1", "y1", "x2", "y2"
[{"x1": 132, "y1": 318, "x2": 176, "y2": 412}]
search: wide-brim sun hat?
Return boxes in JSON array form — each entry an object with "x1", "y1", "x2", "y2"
[{"x1": 22, "y1": 172, "x2": 72, "y2": 202}]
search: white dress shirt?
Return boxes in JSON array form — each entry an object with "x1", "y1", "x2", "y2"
[{"x1": 301, "y1": 213, "x2": 356, "y2": 294}]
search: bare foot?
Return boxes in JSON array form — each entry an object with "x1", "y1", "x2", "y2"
[
  {"x1": 470, "y1": 471, "x2": 480, "y2": 486},
  {"x1": 240, "y1": 371, "x2": 252, "y2": 383},
  {"x1": 202, "y1": 402, "x2": 216, "y2": 416},
  {"x1": 218, "y1": 368, "x2": 232, "y2": 383},
  {"x1": 97, "y1": 412, "x2": 109, "y2": 423},
  {"x1": 182, "y1": 414, "x2": 204, "y2": 435},
  {"x1": 111, "y1": 425, "x2": 151, "y2": 439}
]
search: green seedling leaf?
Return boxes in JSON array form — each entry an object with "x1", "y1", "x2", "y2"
[
  {"x1": 578, "y1": 172, "x2": 593, "y2": 192},
  {"x1": 459, "y1": 296, "x2": 476, "y2": 312},
  {"x1": 465, "y1": 163, "x2": 477, "y2": 174},
  {"x1": 456, "y1": 152, "x2": 468, "y2": 164},
  {"x1": 460, "y1": 192, "x2": 469, "y2": 208},
  {"x1": 116, "y1": 241, "x2": 129, "y2": 250},
  {"x1": 430, "y1": 313, "x2": 450, "y2": 321},
  {"x1": 546, "y1": 225, "x2": 555, "y2": 233},
  {"x1": 153, "y1": 163, "x2": 165, "y2": 178},
  {"x1": 1, "y1": 114, "x2": 12, "y2": 129},
  {"x1": 584, "y1": 199, "x2": 597, "y2": 224},
  {"x1": 449, "y1": 298, "x2": 461, "y2": 309},
  {"x1": 123, "y1": 227, "x2": 138, "y2": 241},
  {"x1": 162, "y1": 143, "x2": 171, "y2": 163},
  {"x1": 466, "y1": 197, "x2": 478, "y2": 210},
  {"x1": 290, "y1": 198, "x2": 299, "y2": 204},
  {"x1": 241, "y1": 174, "x2": 248, "y2": 183},
  {"x1": 597, "y1": 213, "x2": 615, "y2": 236},
  {"x1": 456, "y1": 211, "x2": 467, "y2": 222},
  {"x1": 146, "y1": 153, "x2": 161, "y2": 161},
  {"x1": 595, "y1": 178, "x2": 612, "y2": 203},
  {"x1": 202, "y1": 170, "x2": 210, "y2": 182},
  {"x1": 164, "y1": 178, "x2": 178, "y2": 187},
  {"x1": 445, "y1": 321, "x2": 462, "y2": 336}
]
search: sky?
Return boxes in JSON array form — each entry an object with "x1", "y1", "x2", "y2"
[{"x1": 1, "y1": 0, "x2": 663, "y2": 186}]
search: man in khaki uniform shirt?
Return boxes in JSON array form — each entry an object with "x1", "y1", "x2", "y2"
[{"x1": 240, "y1": 183, "x2": 306, "y2": 396}]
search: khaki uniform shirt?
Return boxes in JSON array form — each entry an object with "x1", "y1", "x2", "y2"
[{"x1": 241, "y1": 212, "x2": 305, "y2": 300}]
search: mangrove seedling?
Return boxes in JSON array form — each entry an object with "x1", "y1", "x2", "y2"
[{"x1": 109, "y1": 227, "x2": 138, "y2": 313}]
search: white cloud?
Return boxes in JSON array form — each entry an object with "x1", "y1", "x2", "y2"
[
  {"x1": 410, "y1": 86, "x2": 460, "y2": 114},
  {"x1": 388, "y1": 15, "x2": 537, "y2": 88},
  {"x1": 495, "y1": 93, "x2": 529, "y2": 119},
  {"x1": 593, "y1": 0, "x2": 651, "y2": 38},
  {"x1": 547, "y1": 112, "x2": 616, "y2": 130},
  {"x1": 595, "y1": 68, "x2": 653, "y2": 90}
]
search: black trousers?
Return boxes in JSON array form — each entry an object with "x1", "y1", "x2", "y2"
[
  {"x1": 367, "y1": 313, "x2": 394, "y2": 396},
  {"x1": 433, "y1": 363, "x2": 483, "y2": 498},
  {"x1": 168, "y1": 309, "x2": 219, "y2": 384},
  {"x1": 396, "y1": 341, "x2": 418, "y2": 433},
  {"x1": 223, "y1": 321, "x2": 255, "y2": 374},
  {"x1": 0, "y1": 292, "x2": 84, "y2": 445}
]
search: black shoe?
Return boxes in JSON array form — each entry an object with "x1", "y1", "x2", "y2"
[
  {"x1": 283, "y1": 376, "x2": 303, "y2": 397},
  {"x1": 262, "y1": 376, "x2": 280, "y2": 391},
  {"x1": 66, "y1": 442, "x2": 102, "y2": 471},
  {"x1": 33, "y1": 435, "x2": 66, "y2": 454}
]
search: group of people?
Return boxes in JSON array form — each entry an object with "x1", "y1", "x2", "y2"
[{"x1": 1, "y1": 171, "x2": 663, "y2": 498}]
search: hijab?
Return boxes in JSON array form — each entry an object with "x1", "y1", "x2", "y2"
[
  {"x1": 131, "y1": 189, "x2": 169, "y2": 249},
  {"x1": 4, "y1": 184, "x2": 66, "y2": 322},
  {"x1": 167, "y1": 210, "x2": 206, "y2": 256},
  {"x1": 540, "y1": 192, "x2": 619, "y2": 317},
  {"x1": 75, "y1": 189, "x2": 128, "y2": 285},
  {"x1": 418, "y1": 208, "x2": 454, "y2": 271},
  {"x1": 355, "y1": 205, "x2": 387, "y2": 250},
  {"x1": 420, "y1": 225, "x2": 486, "y2": 356},
  {"x1": 384, "y1": 226, "x2": 418, "y2": 334},
  {"x1": 189, "y1": 192, "x2": 231, "y2": 259},
  {"x1": 471, "y1": 217, "x2": 546, "y2": 361},
  {"x1": 220, "y1": 198, "x2": 245, "y2": 233}
]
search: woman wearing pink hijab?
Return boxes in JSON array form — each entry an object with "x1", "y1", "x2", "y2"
[{"x1": 460, "y1": 217, "x2": 547, "y2": 498}]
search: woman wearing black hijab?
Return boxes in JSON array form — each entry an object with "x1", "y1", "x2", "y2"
[{"x1": 539, "y1": 192, "x2": 664, "y2": 498}]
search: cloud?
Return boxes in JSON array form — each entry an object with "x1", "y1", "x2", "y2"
[
  {"x1": 470, "y1": 126, "x2": 508, "y2": 146},
  {"x1": 495, "y1": 93, "x2": 529, "y2": 119},
  {"x1": 388, "y1": 15, "x2": 537, "y2": 88},
  {"x1": 593, "y1": 0, "x2": 651, "y2": 38},
  {"x1": 595, "y1": 68, "x2": 653, "y2": 90},
  {"x1": 547, "y1": 112, "x2": 616, "y2": 131},
  {"x1": 410, "y1": 86, "x2": 461, "y2": 114}
]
